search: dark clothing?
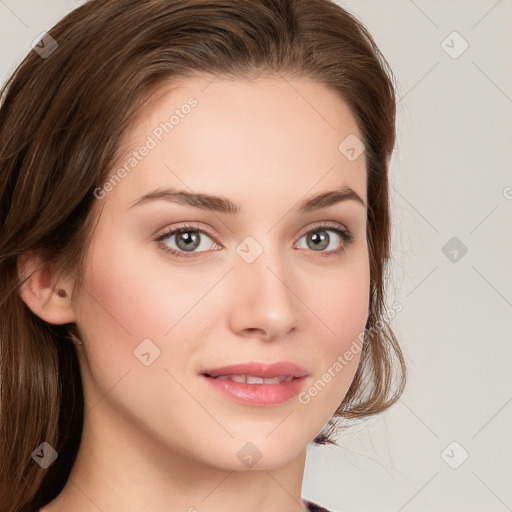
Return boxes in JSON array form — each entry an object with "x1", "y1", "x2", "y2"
[{"x1": 304, "y1": 499, "x2": 331, "y2": 511}]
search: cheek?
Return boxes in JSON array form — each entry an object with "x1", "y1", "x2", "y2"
[
  {"x1": 309, "y1": 248, "x2": 370, "y2": 349},
  {"x1": 72, "y1": 233, "x2": 161, "y2": 383},
  {"x1": 76, "y1": 230, "x2": 207, "y2": 338},
  {"x1": 296, "y1": 284, "x2": 367, "y2": 429},
  {"x1": 299, "y1": 249, "x2": 370, "y2": 408},
  {"x1": 73, "y1": 231, "x2": 220, "y2": 384}
]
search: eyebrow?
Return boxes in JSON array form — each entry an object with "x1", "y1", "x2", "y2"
[{"x1": 128, "y1": 184, "x2": 366, "y2": 214}]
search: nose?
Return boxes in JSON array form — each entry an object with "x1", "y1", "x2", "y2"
[{"x1": 228, "y1": 243, "x2": 299, "y2": 341}]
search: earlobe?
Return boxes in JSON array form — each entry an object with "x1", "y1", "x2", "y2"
[{"x1": 17, "y1": 252, "x2": 77, "y2": 325}]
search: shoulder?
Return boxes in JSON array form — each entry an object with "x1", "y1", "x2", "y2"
[{"x1": 304, "y1": 499, "x2": 332, "y2": 512}]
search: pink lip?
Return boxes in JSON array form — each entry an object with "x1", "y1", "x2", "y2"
[
  {"x1": 201, "y1": 375, "x2": 308, "y2": 406},
  {"x1": 201, "y1": 361, "x2": 309, "y2": 379},
  {"x1": 200, "y1": 361, "x2": 309, "y2": 406}
]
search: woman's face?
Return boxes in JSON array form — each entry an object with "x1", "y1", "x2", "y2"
[{"x1": 72, "y1": 75, "x2": 370, "y2": 470}]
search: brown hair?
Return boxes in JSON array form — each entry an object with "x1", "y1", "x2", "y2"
[{"x1": 0, "y1": 0, "x2": 406, "y2": 510}]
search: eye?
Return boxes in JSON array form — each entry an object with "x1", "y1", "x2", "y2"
[
  {"x1": 294, "y1": 222, "x2": 354, "y2": 256},
  {"x1": 154, "y1": 221, "x2": 354, "y2": 260},
  {"x1": 155, "y1": 223, "x2": 220, "y2": 259}
]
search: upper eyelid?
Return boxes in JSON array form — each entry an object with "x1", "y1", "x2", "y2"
[
  {"x1": 295, "y1": 220, "x2": 349, "y2": 238},
  {"x1": 156, "y1": 222, "x2": 217, "y2": 242}
]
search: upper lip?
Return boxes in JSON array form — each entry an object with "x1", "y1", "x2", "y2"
[{"x1": 202, "y1": 361, "x2": 309, "y2": 379}]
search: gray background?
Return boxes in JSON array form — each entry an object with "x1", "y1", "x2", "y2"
[{"x1": 1, "y1": 1, "x2": 511, "y2": 511}]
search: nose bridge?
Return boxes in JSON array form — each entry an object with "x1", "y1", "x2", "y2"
[{"x1": 229, "y1": 235, "x2": 299, "y2": 337}]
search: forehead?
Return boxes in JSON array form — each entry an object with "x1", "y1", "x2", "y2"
[
  {"x1": 103, "y1": 74, "x2": 367, "y2": 214},
  {"x1": 127, "y1": 74, "x2": 363, "y2": 143}
]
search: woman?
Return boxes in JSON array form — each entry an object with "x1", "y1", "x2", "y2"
[{"x1": 0, "y1": 1, "x2": 406, "y2": 511}]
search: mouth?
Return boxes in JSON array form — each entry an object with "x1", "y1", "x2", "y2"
[
  {"x1": 200, "y1": 361, "x2": 309, "y2": 406},
  {"x1": 203, "y1": 374, "x2": 294, "y2": 384}
]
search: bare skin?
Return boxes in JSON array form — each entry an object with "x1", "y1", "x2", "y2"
[{"x1": 21, "y1": 74, "x2": 369, "y2": 512}]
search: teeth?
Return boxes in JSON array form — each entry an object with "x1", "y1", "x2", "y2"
[
  {"x1": 246, "y1": 375, "x2": 265, "y2": 384},
  {"x1": 212, "y1": 374, "x2": 293, "y2": 384}
]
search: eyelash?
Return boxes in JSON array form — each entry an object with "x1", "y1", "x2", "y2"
[{"x1": 154, "y1": 221, "x2": 354, "y2": 259}]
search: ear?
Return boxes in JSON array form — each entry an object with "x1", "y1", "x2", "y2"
[{"x1": 17, "y1": 251, "x2": 77, "y2": 325}]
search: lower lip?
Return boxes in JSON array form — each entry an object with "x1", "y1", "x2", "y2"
[{"x1": 201, "y1": 375, "x2": 308, "y2": 406}]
